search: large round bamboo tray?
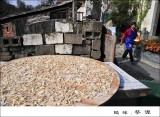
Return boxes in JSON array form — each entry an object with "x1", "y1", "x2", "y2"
[{"x1": 0, "y1": 55, "x2": 120, "y2": 106}]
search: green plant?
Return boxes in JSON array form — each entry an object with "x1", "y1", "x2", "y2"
[
  {"x1": 107, "y1": 0, "x2": 149, "y2": 39},
  {"x1": 136, "y1": 0, "x2": 150, "y2": 28}
]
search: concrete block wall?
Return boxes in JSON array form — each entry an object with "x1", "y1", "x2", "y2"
[
  {"x1": 0, "y1": 21, "x2": 102, "y2": 61},
  {"x1": 82, "y1": 21, "x2": 102, "y2": 59},
  {"x1": 23, "y1": 34, "x2": 43, "y2": 45},
  {"x1": 55, "y1": 44, "x2": 73, "y2": 54},
  {"x1": 0, "y1": 37, "x2": 22, "y2": 47},
  {"x1": 55, "y1": 22, "x2": 73, "y2": 32},
  {"x1": 45, "y1": 33, "x2": 63, "y2": 44}
]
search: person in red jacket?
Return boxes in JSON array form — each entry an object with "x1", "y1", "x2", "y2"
[{"x1": 120, "y1": 22, "x2": 139, "y2": 63}]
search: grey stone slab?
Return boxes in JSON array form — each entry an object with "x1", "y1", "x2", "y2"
[
  {"x1": 92, "y1": 22, "x2": 102, "y2": 31},
  {"x1": 43, "y1": 20, "x2": 55, "y2": 33},
  {"x1": 29, "y1": 24, "x2": 36, "y2": 34},
  {"x1": 55, "y1": 44, "x2": 72, "y2": 54},
  {"x1": 73, "y1": 45, "x2": 91, "y2": 55},
  {"x1": 35, "y1": 22, "x2": 43, "y2": 34},
  {"x1": 45, "y1": 33, "x2": 63, "y2": 44},
  {"x1": 83, "y1": 21, "x2": 102, "y2": 32},
  {"x1": 35, "y1": 45, "x2": 55, "y2": 55},
  {"x1": 91, "y1": 50, "x2": 101, "y2": 59},
  {"x1": 64, "y1": 33, "x2": 82, "y2": 44},
  {"x1": 23, "y1": 34, "x2": 43, "y2": 45},
  {"x1": 55, "y1": 22, "x2": 73, "y2": 32},
  {"x1": 92, "y1": 39, "x2": 101, "y2": 50},
  {"x1": 22, "y1": 46, "x2": 35, "y2": 56}
]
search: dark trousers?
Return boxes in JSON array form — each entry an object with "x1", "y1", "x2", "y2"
[{"x1": 122, "y1": 49, "x2": 133, "y2": 62}]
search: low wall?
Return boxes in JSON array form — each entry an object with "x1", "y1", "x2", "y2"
[
  {"x1": 0, "y1": 21, "x2": 102, "y2": 61},
  {"x1": 133, "y1": 46, "x2": 160, "y2": 69},
  {"x1": 141, "y1": 51, "x2": 160, "y2": 69}
]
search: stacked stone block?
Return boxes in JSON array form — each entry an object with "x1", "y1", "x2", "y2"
[
  {"x1": 83, "y1": 21, "x2": 102, "y2": 59},
  {"x1": 0, "y1": 20, "x2": 102, "y2": 61},
  {"x1": 0, "y1": 37, "x2": 22, "y2": 47},
  {"x1": 0, "y1": 48, "x2": 12, "y2": 61},
  {"x1": 23, "y1": 34, "x2": 43, "y2": 45},
  {"x1": 0, "y1": 37, "x2": 22, "y2": 60}
]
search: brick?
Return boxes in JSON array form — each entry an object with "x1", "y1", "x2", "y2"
[
  {"x1": 55, "y1": 22, "x2": 73, "y2": 32},
  {"x1": 92, "y1": 39, "x2": 101, "y2": 50},
  {"x1": 73, "y1": 45, "x2": 91, "y2": 55},
  {"x1": 91, "y1": 50, "x2": 101, "y2": 59},
  {"x1": 10, "y1": 37, "x2": 22, "y2": 47},
  {"x1": 55, "y1": 44, "x2": 72, "y2": 54},
  {"x1": 23, "y1": 34, "x2": 43, "y2": 45},
  {"x1": 35, "y1": 45, "x2": 55, "y2": 55},
  {"x1": 0, "y1": 37, "x2": 22, "y2": 47},
  {"x1": 45, "y1": 33, "x2": 63, "y2": 44},
  {"x1": 64, "y1": 33, "x2": 82, "y2": 44}
]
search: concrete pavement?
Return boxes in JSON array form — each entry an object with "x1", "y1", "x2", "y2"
[{"x1": 115, "y1": 44, "x2": 160, "y2": 82}]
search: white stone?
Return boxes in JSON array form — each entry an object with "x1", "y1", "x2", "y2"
[
  {"x1": 55, "y1": 22, "x2": 73, "y2": 32},
  {"x1": 45, "y1": 33, "x2": 63, "y2": 44},
  {"x1": 141, "y1": 0, "x2": 160, "y2": 35},
  {"x1": 55, "y1": 44, "x2": 72, "y2": 54},
  {"x1": 23, "y1": 34, "x2": 43, "y2": 45}
]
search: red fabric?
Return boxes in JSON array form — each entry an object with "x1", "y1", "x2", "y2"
[{"x1": 121, "y1": 28, "x2": 131, "y2": 41}]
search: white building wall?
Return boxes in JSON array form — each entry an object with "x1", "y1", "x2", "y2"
[
  {"x1": 77, "y1": 0, "x2": 110, "y2": 21},
  {"x1": 141, "y1": 0, "x2": 160, "y2": 36}
]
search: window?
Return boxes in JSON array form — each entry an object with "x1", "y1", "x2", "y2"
[{"x1": 50, "y1": 10, "x2": 67, "y2": 19}]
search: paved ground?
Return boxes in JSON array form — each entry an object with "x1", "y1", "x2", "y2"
[{"x1": 115, "y1": 44, "x2": 160, "y2": 82}]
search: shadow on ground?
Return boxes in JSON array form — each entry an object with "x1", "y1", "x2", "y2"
[{"x1": 116, "y1": 57, "x2": 154, "y2": 81}]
